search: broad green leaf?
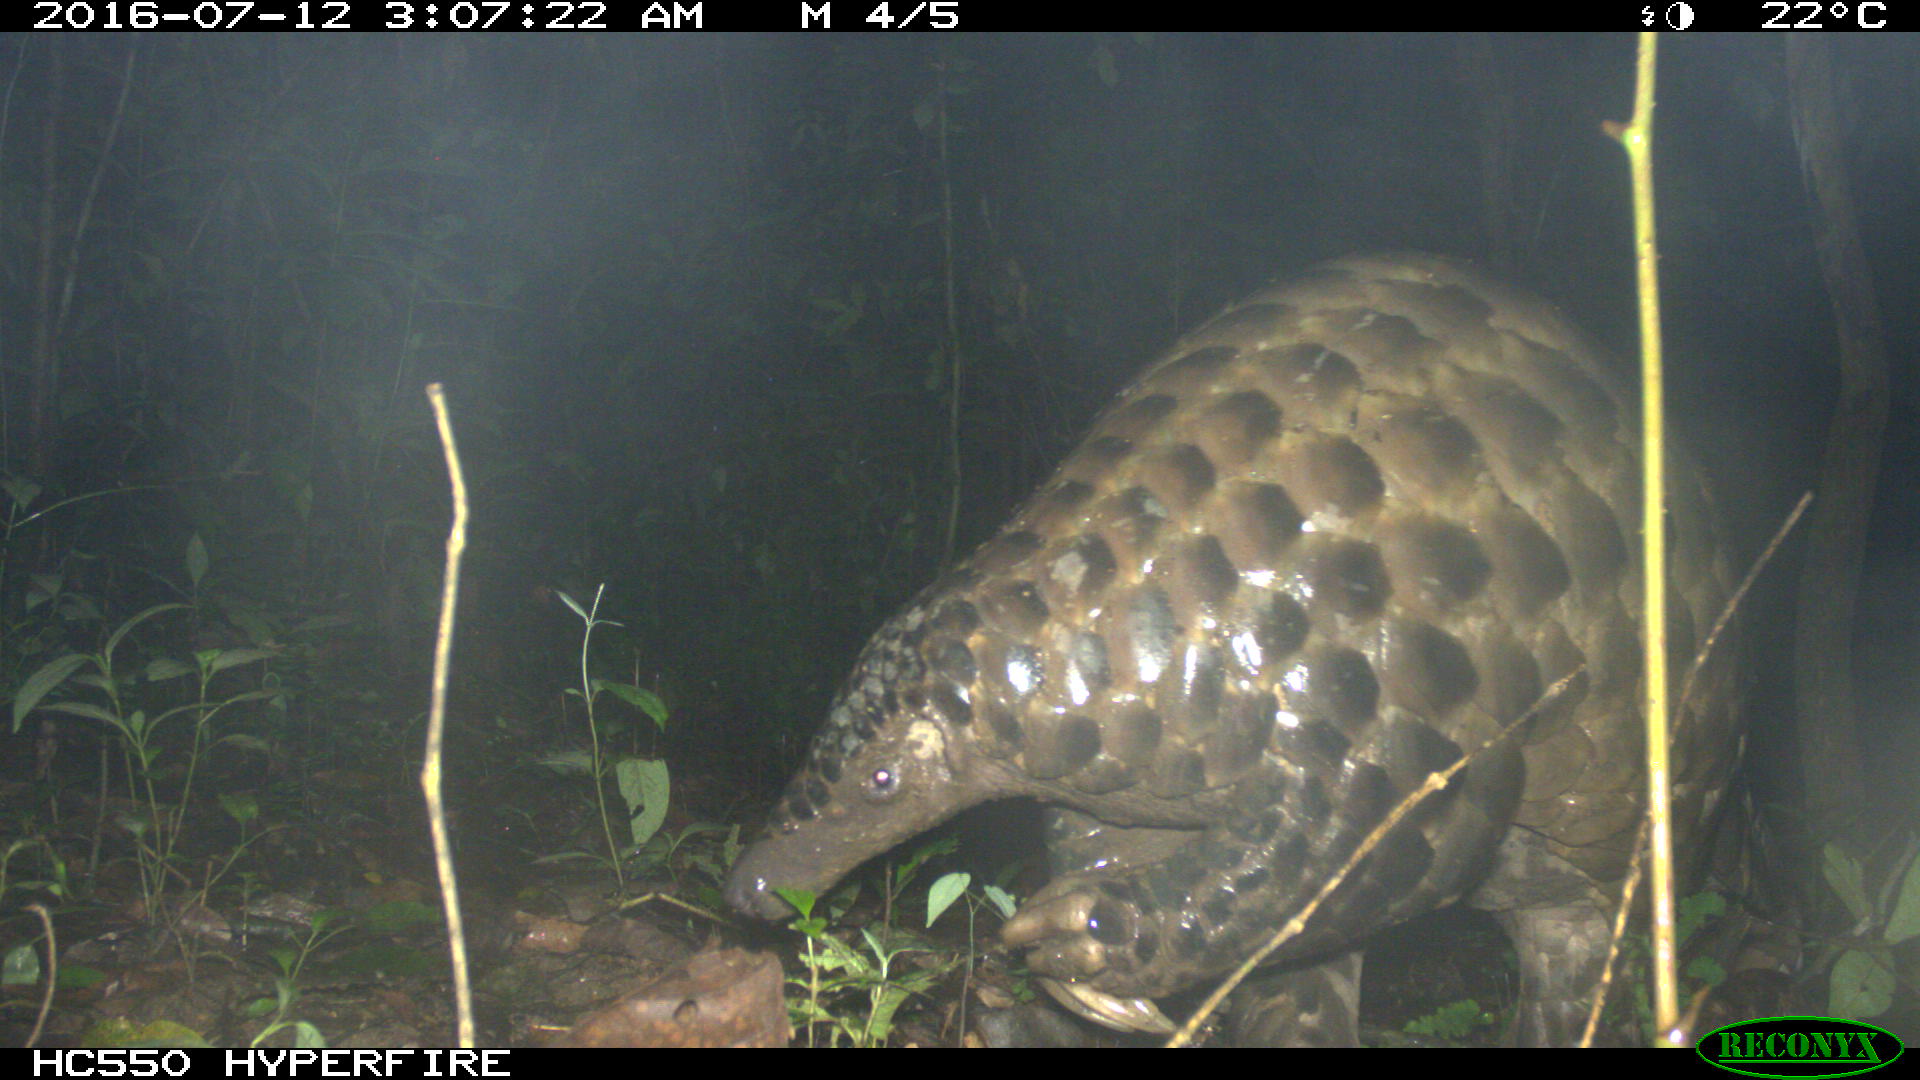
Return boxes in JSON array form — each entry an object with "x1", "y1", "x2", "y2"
[
  {"x1": 1886, "y1": 850, "x2": 1920, "y2": 945},
  {"x1": 600, "y1": 682, "x2": 668, "y2": 730},
  {"x1": 1830, "y1": 948, "x2": 1894, "y2": 1018},
  {"x1": 3, "y1": 943, "x2": 41, "y2": 986},
  {"x1": 2, "y1": 476, "x2": 41, "y2": 511},
  {"x1": 103, "y1": 604, "x2": 189, "y2": 665},
  {"x1": 41, "y1": 702, "x2": 124, "y2": 728},
  {"x1": 185, "y1": 534, "x2": 209, "y2": 588},
  {"x1": 617, "y1": 757, "x2": 670, "y2": 848},
  {"x1": 210, "y1": 648, "x2": 279, "y2": 675},
  {"x1": 1824, "y1": 843, "x2": 1869, "y2": 926},
  {"x1": 218, "y1": 792, "x2": 260, "y2": 824},
  {"x1": 927, "y1": 872, "x2": 970, "y2": 926},
  {"x1": 12, "y1": 653, "x2": 91, "y2": 731},
  {"x1": 145, "y1": 657, "x2": 195, "y2": 681}
]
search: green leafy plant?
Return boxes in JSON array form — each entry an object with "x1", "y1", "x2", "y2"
[
  {"x1": 754, "y1": 835, "x2": 1012, "y2": 1047},
  {"x1": 549, "y1": 585, "x2": 671, "y2": 893},
  {"x1": 773, "y1": 887, "x2": 953, "y2": 1048},
  {"x1": 631, "y1": 822, "x2": 738, "y2": 895},
  {"x1": 1403, "y1": 999, "x2": 1499, "y2": 1041},
  {"x1": 924, "y1": 867, "x2": 1018, "y2": 1041},
  {"x1": 246, "y1": 910, "x2": 347, "y2": 1049},
  {"x1": 11, "y1": 579, "x2": 278, "y2": 913},
  {"x1": 1, "y1": 836, "x2": 71, "y2": 997},
  {"x1": 1818, "y1": 838, "x2": 1920, "y2": 1019}
]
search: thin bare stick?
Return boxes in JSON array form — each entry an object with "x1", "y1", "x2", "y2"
[
  {"x1": 1681, "y1": 491, "x2": 1812, "y2": 710},
  {"x1": 422, "y1": 383, "x2": 474, "y2": 1048}
]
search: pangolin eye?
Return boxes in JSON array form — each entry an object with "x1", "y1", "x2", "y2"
[{"x1": 868, "y1": 767, "x2": 900, "y2": 798}]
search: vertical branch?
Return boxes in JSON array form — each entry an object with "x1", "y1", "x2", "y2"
[
  {"x1": 1604, "y1": 32, "x2": 1681, "y2": 1046},
  {"x1": 422, "y1": 383, "x2": 474, "y2": 1048}
]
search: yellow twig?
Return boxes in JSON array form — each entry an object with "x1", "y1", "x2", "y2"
[{"x1": 423, "y1": 383, "x2": 475, "y2": 1048}]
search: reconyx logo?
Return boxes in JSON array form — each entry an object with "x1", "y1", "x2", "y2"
[{"x1": 1698, "y1": 1016, "x2": 1902, "y2": 1079}]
